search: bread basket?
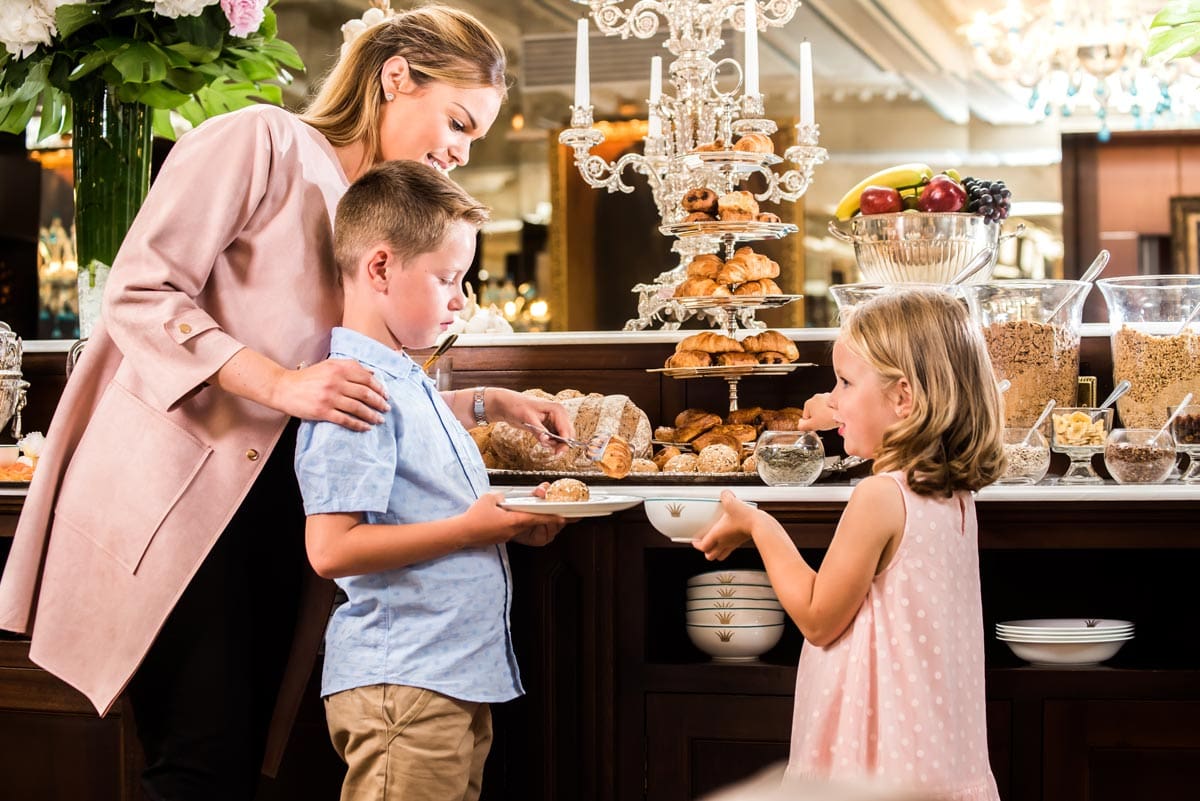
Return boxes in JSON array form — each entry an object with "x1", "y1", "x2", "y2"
[{"x1": 828, "y1": 212, "x2": 1017, "y2": 284}]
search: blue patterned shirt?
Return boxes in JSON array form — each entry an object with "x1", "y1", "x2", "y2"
[{"x1": 294, "y1": 327, "x2": 523, "y2": 702}]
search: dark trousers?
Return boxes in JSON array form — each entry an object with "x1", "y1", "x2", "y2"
[{"x1": 128, "y1": 421, "x2": 306, "y2": 801}]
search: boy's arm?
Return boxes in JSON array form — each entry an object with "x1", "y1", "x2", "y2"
[
  {"x1": 305, "y1": 492, "x2": 565, "y2": 579},
  {"x1": 443, "y1": 387, "x2": 575, "y2": 444}
]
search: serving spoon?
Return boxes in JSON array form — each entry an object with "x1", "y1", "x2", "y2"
[
  {"x1": 949, "y1": 246, "x2": 996, "y2": 286},
  {"x1": 1047, "y1": 249, "x2": 1109, "y2": 321},
  {"x1": 1021, "y1": 399, "x2": 1057, "y2": 446},
  {"x1": 1158, "y1": 392, "x2": 1195, "y2": 438},
  {"x1": 1091, "y1": 379, "x2": 1130, "y2": 421}
]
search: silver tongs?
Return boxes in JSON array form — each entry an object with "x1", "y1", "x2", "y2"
[{"x1": 522, "y1": 422, "x2": 611, "y2": 461}]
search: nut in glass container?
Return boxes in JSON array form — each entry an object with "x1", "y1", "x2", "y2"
[
  {"x1": 1103, "y1": 428, "x2": 1176, "y2": 485},
  {"x1": 999, "y1": 428, "x2": 1050, "y2": 485}
]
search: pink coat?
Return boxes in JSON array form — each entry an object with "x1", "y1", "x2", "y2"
[{"x1": 0, "y1": 105, "x2": 347, "y2": 773}]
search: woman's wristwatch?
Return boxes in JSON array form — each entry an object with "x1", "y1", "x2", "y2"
[{"x1": 473, "y1": 387, "x2": 487, "y2": 427}]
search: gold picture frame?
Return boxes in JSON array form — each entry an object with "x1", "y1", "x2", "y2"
[{"x1": 1169, "y1": 196, "x2": 1200, "y2": 274}]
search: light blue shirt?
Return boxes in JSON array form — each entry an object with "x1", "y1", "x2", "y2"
[{"x1": 294, "y1": 327, "x2": 523, "y2": 703}]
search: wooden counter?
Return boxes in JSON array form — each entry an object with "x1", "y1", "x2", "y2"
[{"x1": 2, "y1": 330, "x2": 1197, "y2": 800}]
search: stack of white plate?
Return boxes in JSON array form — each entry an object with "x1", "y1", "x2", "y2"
[
  {"x1": 996, "y1": 618, "x2": 1134, "y2": 666},
  {"x1": 685, "y1": 570, "x2": 783, "y2": 662}
]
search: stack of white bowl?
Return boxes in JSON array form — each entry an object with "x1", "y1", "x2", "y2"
[
  {"x1": 685, "y1": 569, "x2": 784, "y2": 663},
  {"x1": 996, "y1": 618, "x2": 1134, "y2": 666}
]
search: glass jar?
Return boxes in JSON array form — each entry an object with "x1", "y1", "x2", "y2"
[
  {"x1": 1104, "y1": 428, "x2": 1176, "y2": 485},
  {"x1": 963, "y1": 280, "x2": 1088, "y2": 428},
  {"x1": 1170, "y1": 404, "x2": 1200, "y2": 483},
  {"x1": 828, "y1": 283, "x2": 960, "y2": 322},
  {"x1": 755, "y1": 430, "x2": 824, "y2": 487},
  {"x1": 1049, "y1": 407, "x2": 1113, "y2": 484},
  {"x1": 1096, "y1": 276, "x2": 1200, "y2": 429},
  {"x1": 999, "y1": 427, "x2": 1050, "y2": 485}
]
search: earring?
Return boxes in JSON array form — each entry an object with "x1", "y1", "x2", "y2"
[{"x1": 384, "y1": 92, "x2": 395, "y2": 101}]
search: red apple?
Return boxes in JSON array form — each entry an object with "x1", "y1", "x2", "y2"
[
  {"x1": 916, "y1": 175, "x2": 967, "y2": 213},
  {"x1": 858, "y1": 185, "x2": 903, "y2": 215}
]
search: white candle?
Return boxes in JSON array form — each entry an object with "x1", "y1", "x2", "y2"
[
  {"x1": 799, "y1": 40, "x2": 814, "y2": 126},
  {"x1": 648, "y1": 56, "x2": 662, "y2": 138},
  {"x1": 744, "y1": 0, "x2": 759, "y2": 97},
  {"x1": 575, "y1": 18, "x2": 590, "y2": 108}
]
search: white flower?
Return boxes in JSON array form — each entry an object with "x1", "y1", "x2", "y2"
[
  {"x1": 17, "y1": 431, "x2": 45, "y2": 458},
  {"x1": 151, "y1": 0, "x2": 219, "y2": 19},
  {"x1": 0, "y1": 0, "x2": 71, "y2": 59},
  {"x1": 339, "y1": 4, "x2": 394, "y2": 60}
]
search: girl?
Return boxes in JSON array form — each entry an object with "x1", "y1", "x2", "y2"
[
  {"x1": 695, "y1": 290, "x2": 1005, "y2": 800},
  {"x1": 0, "y1": 7, "x2": 569, "y2": 800}
]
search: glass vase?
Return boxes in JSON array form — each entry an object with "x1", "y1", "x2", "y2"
[{"x1": 70, "y1": 79, "x2": 153, "y2": 337}]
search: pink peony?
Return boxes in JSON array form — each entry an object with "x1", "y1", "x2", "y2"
[{"x1": 221, "y1": 0, "x2": 266, "y2": 38}]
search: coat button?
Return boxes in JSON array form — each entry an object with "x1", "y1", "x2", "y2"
[
  {"x1": 246, "y1": 449, "x2": 259, "y2": 461},
  {"x1": 179, "y1": 323, "x2": 192, "y2": 334}
]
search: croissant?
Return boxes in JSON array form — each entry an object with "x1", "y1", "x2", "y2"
[
  {"x1": 686, "y1": 254, "x2": 724, "y2": 279},
  {"x1": 733, "y1": 132, "x2": 774, "y2": 154},
  {"x1": 691, "y1": 139, "x2": 726, "y2": 153},
  {"x1": 712, "y1": 423, "x2": 758, "y2": 443},
  {"x1": 678, "y1": 332, "x2": 743, "y2": 354},
  {"x1": 715, "y1": 352, "x2": 758, "y2": 367},
  {"x1": 597, "y1": 435, "x2": 632, "y2": 479},
  {"x1": 726, "y1": 407, "x2": 763, "y2": 427},
  {"x1": 716, "y1": 259, "x2": 751, "y2": 285},
  {"x1": 757, "y1": 350, "x2": 787, "y2": 364},
  {"x1": 711, "y1": 284, "x2": 733, "y2": 297},
  {"x1": 741, "y1": 330, "x2": 799, "y2": 362},
  {"x1": 675, "y1": 277, "x2": 717, "y2": 298},
  {"x1": 665, "y1": 350, "x2": 711, "y2": 369},
  {"x1": 734, "y1": 281, "x2": 766, "y2": 296}
]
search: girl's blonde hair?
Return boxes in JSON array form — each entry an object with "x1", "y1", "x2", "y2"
[
  {"x1": 301, "y1": 5, "x2": 507, "y2": 164},
  {"x1": 840, "y1": 290, "x2": 1005, "y2": 496}
]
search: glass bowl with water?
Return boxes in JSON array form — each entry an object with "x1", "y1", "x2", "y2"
[{"x1": 755, "y1": 430, "x2": 825, "y2": 487}]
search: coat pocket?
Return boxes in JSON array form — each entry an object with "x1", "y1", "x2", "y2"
[{"x1": 55, "y1": 382, "x2": 212, "y2": 573}]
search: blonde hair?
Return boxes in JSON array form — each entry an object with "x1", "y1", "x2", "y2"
[
  {"x1": 333, "y1": 160, "x2": 490, "y2": 275},
  {"x1": 840, "y1": 290, "x2": 1005, "y2": 496},
  {"x1": 302, "y1": 4, "x2": 507, "y2": 164}
]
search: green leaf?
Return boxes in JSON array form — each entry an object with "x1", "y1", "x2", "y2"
[
  {"x1": 37, "y1": 86, "x2": 68, "y2": 142},
  {"x1": 175, "y1": 13, "x2": 226, "y2": 53},
  {"x1": 69, "y1": 49, "x2": 114, "y2": 81},
  {"x1": 135, "y1": 82, "x2": 191, "y2": 109},
  {"x1": 261, "y1": 39, "x2": 305, "y2": 72},
  {"x1": 260, "y1": 7, "x2": 278, "y2": 40},
  {"x1": 1150, "y1": 1, "x2": 1200, "y2": 28},
  {"x1": 0, "y1": 96, "x2": 37, "y2": 135},
  {"x1": 164, "y1": 67, "x2": 208, "y2": 94},
  {"x1": 165, "y1": 40, "x2": 221, "y2": 65},
  {"x1": 1147, "y1": 22, "x2": 1200, "y2": 58},
  {"x1": 235, "y1": 56, "x2": 280, "y2": 82},
  {"x1": 55, "y1": 3, "x2": 106, "y2": 40},
  {"x1": 113, "y1": 42, "x2": 168, "y2": 84},
  {"x1": 175, "y1": 97, "x2": 209, "y2": 128}
]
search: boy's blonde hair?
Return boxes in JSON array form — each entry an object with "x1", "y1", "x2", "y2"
[
  {"x1": 302, "y1": 5, "x2": 507, "y2": 165},
  {"x1": 334, "y1": 161, "x2": 490, "y2": 275},
  {"x1": 840, "y1": 290, "x2": 1005, "y2": 496}
]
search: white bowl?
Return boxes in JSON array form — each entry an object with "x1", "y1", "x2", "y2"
[
  {"x1": 644, "y1": 498, "x2": 756, "y2": 543},
  {"x1": 997, "y1": 618, "x2": 1133, "y2": 633},
  {"x1": 686, "y1": 597, "x2": 783, "y2": 611},
  {"x1": 0, "y1": 444, "x2": 18, "y2": 466},
  {"x1": 685, "y1": 584, "x2": 778, "y2": 602},
  {"x1": 1000, "y1": 637, "x2": 1130, "y2": 666},
  {"x1": 686, "y1": 623, "x2": 784, "y2": 662},
  {"x1": 687, "y1": 569, "x2": 770, "y2": 587},
  {"x1": 686, "y1": 608, "x2": 785, "y2": 626}
]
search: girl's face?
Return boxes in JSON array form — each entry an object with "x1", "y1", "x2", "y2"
[
  {"x1": 827, "y1": 338, "x2": 909, "y2": 459},
  {"x1": 379, "y1": 59, "x2": 503, "y2": 171},
  {"x1": 376, "y1": 220, "x2": 475, "y2": 350}
]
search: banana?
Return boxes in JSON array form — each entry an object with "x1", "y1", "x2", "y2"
[
  {"x1": 943, "y1": 168, "x2": 962, "y2": 183},
  {"x1": 834, "y1": 162, "x2": 935, "y2": 221}
]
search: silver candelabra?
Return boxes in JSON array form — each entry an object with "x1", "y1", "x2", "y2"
[{"x1": 561, "y1": 0, "x2": 827, "y2": 330}]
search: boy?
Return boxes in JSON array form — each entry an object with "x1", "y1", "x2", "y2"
[{"x1": 294, "y1": 161, "x2": 570, "y2": 801}]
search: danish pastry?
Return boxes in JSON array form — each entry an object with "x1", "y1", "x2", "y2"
[
  {"x1": 681, "y1": 187, "x2": 719, "y2": 214},
  {"x1": 675, "y1": 408, "x2": 720, "y2": 428},
  {"x1": 733, "y1": 133, "x2": 774, "y2": 154},
  {"x1": 597, "y1": 435, "x2": 632, "y2": 479},
  {"x1": 683, "y1": 211, "x2": 717, "y2": 223},
  {"x1": 716, "y1": 190, "x2": 759, "y2": 221}
]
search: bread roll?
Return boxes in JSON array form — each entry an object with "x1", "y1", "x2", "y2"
[
  {"x1": 677, "y1": 332, "x2": 743, "y2": 354},
  {"x1": 652, "y1": 446, "x2": 682, "y2": 470},
  {"x1": 468, "y1": 424, "x2": 493, "y2": 454},
  {"x1": 489, "y1": 394, "x2": 651, "y2": 472},
  {"x1": 733, "y1": 132, "x2": 774, "y2": 154},
  {"x1": 691, "y1": 430, "x2": 742, "y2": 453},
  {"x1": 631, "y1": 458, "x2": 659, "y2": 473},
  {"x1": 665, "y1": 350, "x2": 711, "y2": 369},
  {"x1": 663, "y1": 453, "x2": 700, "y2": 473},
  {"x1": 697, "y1": 444, "x2": 741, "y2": 473},
  {"x1": 546, "y1": 478, "x2": 590, "y2": 502}
]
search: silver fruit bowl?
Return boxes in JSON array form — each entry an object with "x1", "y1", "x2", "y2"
[
  {"x1": 828, "y1": 212, "x2": 1018, "y2": 284},
  {"x1": 0, "y1": 371, "x2": 29, "y2": 438}
]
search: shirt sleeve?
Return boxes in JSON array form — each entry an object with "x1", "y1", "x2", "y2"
[
  {"x1": 294, "y1": 408, "x2": 398, "y2": 516},
  {"x1": 100, "y1": 107, "x2": 278, "y2": 412}
]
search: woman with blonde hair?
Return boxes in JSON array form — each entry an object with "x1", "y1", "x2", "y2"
[
  {"x1": 696, "y1": 290, "x2": 1005, "y2": 799},
  {"x1": 0, "y1": 6, "x2": 569, "y2": 800}
]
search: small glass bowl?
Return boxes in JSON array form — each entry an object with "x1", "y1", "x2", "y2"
[
  {"x1": 755, "y1": 430, "x2": 824, "y2": 487},
  {"x1": 1049, "y1": 407, "x2": 1113, "y2": 484},
  {"x1": 1104, "y1": 429, "x2": 1176, "y2": 485},
  {"x1": 999, "y1": 428, "x2": 1050, "y2": 485},
  {"x1": 1170, "y1": 404, "x2": 1200, "y2": 483}
]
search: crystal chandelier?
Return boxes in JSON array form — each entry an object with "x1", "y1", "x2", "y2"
[
  {"x1": 561, "y1": 0, "x2": 826, "y2": 330},
  {"x1": 963, "y1": 0, "x2": 1200, "y2": 141}
]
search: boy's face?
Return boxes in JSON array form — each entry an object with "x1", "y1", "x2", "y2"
[{"x1": 377, "y1": 220, "x2": 476, "y2": 350}]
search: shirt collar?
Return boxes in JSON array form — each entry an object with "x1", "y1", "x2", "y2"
[{"x1": 328, "y1": 327, "x2": 422, "y2": 381}]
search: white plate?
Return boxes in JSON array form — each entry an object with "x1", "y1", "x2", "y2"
[
  {"x1": 997, "y1": 618, "x2": 1133, "y2": 631},
  {"x1": 996, "y1": 626, "x2": 1133, "y2": 638},
  {"x1": 499, "y1": 494, "x2": 643, "y2": 517},
  {"x1": 997, "y1": 633, "x2": 1134, "y2": 643}
]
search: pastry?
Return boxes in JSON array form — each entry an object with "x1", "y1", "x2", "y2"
[
  {"x1": 673, "y1": 412, "x2": 723, "y2": 443},
  {"x1": 733, "y1": 132, "x2": 774, "y2": 154},
  {"x1": 674, "y1": 277, "x2": 718, "y2": 298},
  {"x1": 760, "y1": 410, "x2": 804, "y2": 431},
  {"x1": 665, "y1": 350, "x2": 711, "y2": 369},
  {"x1": 683, "y1": 211, "x2": 717, "y2": 223},
  {"x1": 598, "y1": 434, "x2": 632, "y2": 479},
  {"x1": 546, "y1": 478, "x2": 590, "y2": 502},
  {"x1": 685, "y1": 254, "x2": 723, "y2": 279},
  {"x1": 654, "y1": 425, "x2": 678, "y2": 442},
  {"x1": 697, "y1": 443, "x2": 741, "y2": 473},
  {"x1": 678, "y1": 331, "x2": 743, "y2": 354},
  {"x1": 522, "y1": 388, "x2": 556, "y2": 401},
  {"x1": 715, "y1": 260, "x2": 750, "y2": 285},
  {"x1": 663, "y1": 453, "x2": 700, "y2": 473},
  {"x1": 715, "y1": 352, "x2": 758, "y2": 367},
  {"x1": 726, "y1": 407, "x2": 763, "y2": 427},
  {"x1": 730, "y1": 248, "x2": 780, "y2": 279},
  {"x1": 468, "y1": 424, "x2": 492, "y2": 454},
  {"x1": 555, "y1": 388, "x2": 585, "y2": 400},
  {"x1": 741, "y1": 453, "x2": 758, "y2": 473},
  {"x1": 489, "y1": 394, "x2": 651, "y2": 473},
  {"x1": 631, "y1": 458, "x2": 659, "y2": 473},
  {"x1": 713, "y1": 423, "x2": 757, "y2": 443},
  {"x1": 733, "y1": 279, "x2": 782, "y2": 296},
  {"x1": 757, "y1": 350, "x2": 787, "y2": 364},
  {"x1": 681, "y1": 187, "x2": 719, "y2": 214},
  {"x1": 741, "y1": 330, "x2": 799, "y2": 362},
  {"x1": 756, "y1": 212, "x2": 781, "y2": 223},
  {"x1": 675, "y1": 408, "x2": 721, "y2": 428},
  {"x1": 717, "y1": 190, "x2": 758, "y2": 221},
  {"x1": 652, "y1": 446, "x2": 682, "y2": 470},
  {"x1": 691, "y1": 430, "x2": 742, "y2": 453},
  {"x1": 481, "y1": 450, "x2": 500, "y2": 469}
]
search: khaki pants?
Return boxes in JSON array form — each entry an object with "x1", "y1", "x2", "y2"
[{"x1": 325, "y1": 685, "x2": 493, "y2": 801}]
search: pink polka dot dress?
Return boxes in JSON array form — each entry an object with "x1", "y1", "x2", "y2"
[{"x1": 785, "y1": 472, "x2": 999, "y2": 801}]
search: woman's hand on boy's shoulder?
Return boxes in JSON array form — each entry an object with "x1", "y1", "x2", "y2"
[{"x1": 276, "y1": 358, "x2": 389, "y2": 431}]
